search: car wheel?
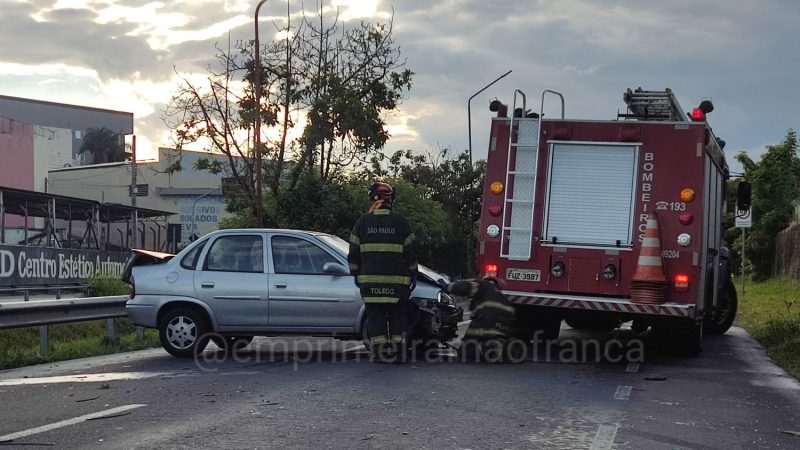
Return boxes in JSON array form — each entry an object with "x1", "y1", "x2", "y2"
[{"x1": 159, "y1": 308, "x2": 210, "y2": 358}]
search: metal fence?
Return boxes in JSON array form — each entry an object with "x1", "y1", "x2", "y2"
[{"x1": 0, "y1": 296, "x2": 132, "y2": 356}]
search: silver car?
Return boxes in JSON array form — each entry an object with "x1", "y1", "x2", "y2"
[{"x1": 124, "y1": 229, "x2": 461, "y2": 357}]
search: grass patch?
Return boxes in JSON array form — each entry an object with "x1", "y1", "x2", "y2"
[
  {"x1": 736, "y1": 278, "x2": 800, "y2": 379},
  {"x1": 0, "y1": 318, "x2": 160, "y2": 371}
]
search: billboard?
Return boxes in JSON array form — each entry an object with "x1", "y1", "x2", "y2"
[{"x1": 0, "y1": 244, "x2": 129, "y2": 287}]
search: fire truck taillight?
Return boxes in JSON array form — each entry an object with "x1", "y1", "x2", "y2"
[
  {"x1": 551, "y1": 262, "x2": 565, "y2": 278},
  {"x1": 673, "y1": 274, "x2": 690, "y2": 292},
  {"x1": 485, "y1": 264, "x2": 498, "y2": 277},
  {"x1": 677, "y1": 233, "x2": 692, "y2": 247},
  {"x1": 679, "y1": 212, "x2": 694, "y2": 225},
  {"x1": 486, "y1": 224, "x2": 500, "y2": 238},
  {"x1": 490, "y1": 182, "x2": 504, "y2": 195},
  {"x1": 488, "y1": 205, "x2": 502, "y2": 217},
  {"x1": 680, "y1": 188, "x2": 695, "y2": 202}
]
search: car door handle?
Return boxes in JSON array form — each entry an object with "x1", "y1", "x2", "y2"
[
  {"x1": 201, "y1": 282, "x2": 215, "y2": 289},
  {"x1": 273, "y1": 282, "x2": 287, "y2": 288}
]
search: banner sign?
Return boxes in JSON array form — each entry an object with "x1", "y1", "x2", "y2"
[{"x1": 0, "y1": 244, "x2": 129, "y2": 287}]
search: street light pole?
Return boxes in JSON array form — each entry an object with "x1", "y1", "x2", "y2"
[
  {"x1": 190, "y1": 186, "x2": 223, "y2": 241},
  {"x1": 253, "y1": 0, "x2": 269, "y2": 228},
  {"x1": 467, "y1": 69, "x2": 512, "y2": 165}
]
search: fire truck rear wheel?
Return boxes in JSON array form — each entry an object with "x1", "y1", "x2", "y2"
[{"x1": 704, "y1": 277, "x2": 738, "y2": 335}]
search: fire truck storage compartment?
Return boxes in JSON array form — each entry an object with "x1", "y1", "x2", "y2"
[{"x1": 542, "y1": 142, "x2": 639, "y2": 248}]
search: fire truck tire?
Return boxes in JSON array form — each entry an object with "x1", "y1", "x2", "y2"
[{"x1": 704, "y1": 278, "x2": 738, "y2": 335}]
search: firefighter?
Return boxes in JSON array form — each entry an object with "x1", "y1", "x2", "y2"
[
  {"x1": 348, "y1": 182, "x2": 418, "y2": 362},
  {"x1": 447, "y1": 277, "x2": 523, "y2": 362}
]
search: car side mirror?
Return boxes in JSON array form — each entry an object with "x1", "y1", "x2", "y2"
[
  {"x1": 322, "y1": 262, "x2": 350, "y2": 276},
  {"x1": 736, "y1": 180, "x2": 752, "y2": 212}
]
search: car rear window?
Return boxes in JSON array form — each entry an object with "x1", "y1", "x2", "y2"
[{"x1": 180, "y1": 239, "x2": 207, "y2": 270}]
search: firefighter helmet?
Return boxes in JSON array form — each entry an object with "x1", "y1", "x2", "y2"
[{"x1": 368, "y1": 182, "x2": 395, "y2": 202}]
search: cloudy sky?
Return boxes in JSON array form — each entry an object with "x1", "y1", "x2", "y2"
[{"x1": 1, "y1": 0, "x2": 798, "y2": 172}]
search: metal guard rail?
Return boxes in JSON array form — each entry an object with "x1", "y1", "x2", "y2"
[{"x1": 0, "y1": 296, "x2": 128, "y2": 330}]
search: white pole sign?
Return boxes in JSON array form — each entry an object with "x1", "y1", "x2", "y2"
[{"x1": 735, "y1": 208, "x2": 752, "y2": 228}]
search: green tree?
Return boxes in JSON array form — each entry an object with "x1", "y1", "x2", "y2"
[
  {"x1": 735, "y1": 129, "x2": 800, "y2": 280},
  {"x1": 363, "y1": 148, "x2": 485, "y2": 276},
  {"x1": 79, "y1": 127, "x2": 125, "y2": 164},
  {"x1": 164, "y1": 8, "x2": 411, "y2": 225},
  {"x1": 295, "y1": 13, "x2": 412, "y2": 183}
]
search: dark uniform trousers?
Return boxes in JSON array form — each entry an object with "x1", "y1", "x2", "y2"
[{"x1": 365, "y1": 299, "x2": 410, "y2": 348}]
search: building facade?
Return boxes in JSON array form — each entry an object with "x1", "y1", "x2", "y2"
[
  {"x1": 48, "y1": 148, "x2": 234, "y2": 249},
  {"x1": 0, "y1": 95, "x2": 133, "y2": 164}
]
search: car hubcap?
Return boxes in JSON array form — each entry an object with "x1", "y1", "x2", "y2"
[{"x1": 167, "y1": 316, "x2": 197, "y2": 350}]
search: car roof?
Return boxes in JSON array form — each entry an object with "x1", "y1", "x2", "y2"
[{"x1": 204, "y1": 228, "x2": 333, "y2": 237}]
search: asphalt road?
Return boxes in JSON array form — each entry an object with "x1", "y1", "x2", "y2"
[{"x1": 0, "y1": 324, "x2": 798, "y2": 449}]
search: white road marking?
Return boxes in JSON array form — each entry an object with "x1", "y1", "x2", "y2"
[
  {"x1": 590, "y1": 423, "x2": 619, "y2": 450},
  {"x1": 0, "y1": 372, "x2": 171, "y2": 386},
  {"x1": 613, "y1": 385, "x2": 632, "y2": 400},
  {"x1": 626, "y1": 362, "x2": 640, "y2": 373},
  {"x1": 0, "y1": 404, "x2": 146, "y2": 443}
]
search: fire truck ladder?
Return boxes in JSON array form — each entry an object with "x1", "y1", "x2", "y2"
[
  {"x1": 621, "y1": 88, "x2": 687, "y2": 122},
  {"x1": 500, "y1": 89, "x2": 564, "y2": 261}
]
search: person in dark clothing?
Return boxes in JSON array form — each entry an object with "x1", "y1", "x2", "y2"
[
  {"x1": 447, "y1": 278, "x2": 523, "y2": 362},
  {"x1": 348, "y1": 182, "x2": 418, "y2": 362}
]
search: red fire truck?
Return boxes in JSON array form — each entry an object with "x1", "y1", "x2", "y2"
[{"x1": 476, "y1": 88, "x2": 744, "y2": 355}]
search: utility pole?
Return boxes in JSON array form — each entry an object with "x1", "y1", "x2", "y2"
[{"x1": 253, "y1": 0, "x2": 270, "y2": 228}]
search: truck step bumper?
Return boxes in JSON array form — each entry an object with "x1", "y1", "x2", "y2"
[{"x1": 503, "y1": 290, "x2": 695, "y2": 318}]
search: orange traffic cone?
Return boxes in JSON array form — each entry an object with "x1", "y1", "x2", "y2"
[{"x1": 630, "y1": 213, "x2": 666, "y2": 304}]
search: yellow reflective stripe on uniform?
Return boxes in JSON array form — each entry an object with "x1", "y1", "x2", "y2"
[
  {"x1": 372, "y1": 209, "x2": 390, "y2": 215},
  {"x1": 474, "y1": 301, "x2": 516, "y2": 315},
  {"x1": 360, "y1": 243, "x2": 404, "y2": 253},
  {"x1": 363, "y1": 296, "x2": 400, "y2": 303},
  {"x1": 389, "y1": 335, "x2": 405, "y2": 343},
  {"x1": 370, "y1": 335, "x2": 388, "y2": 344},
  {"x1": 357, "y1": 275, "x2": 411, "y2": 284},
  {"x1": 348, "y1": 263, "x2": 360, "y2": 271},
  {"x1": 349, "y1": 234, "x2": 360, "y2": 245},
  {"x1": 404, "y1": 233, "x2": 415, "y2": 246}
]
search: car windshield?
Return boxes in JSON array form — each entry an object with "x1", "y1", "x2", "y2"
[{"x1": 317, "y1": 234, "x2": 449, "y2": 285}]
